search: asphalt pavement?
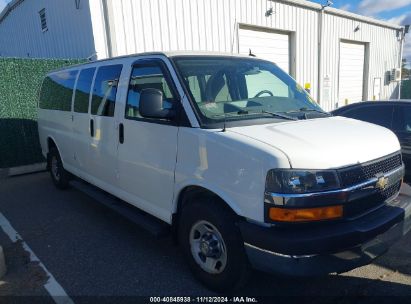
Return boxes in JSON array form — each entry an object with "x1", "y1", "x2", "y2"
[{"x1": 0, "y1": 172, "x2": 410, "y2": 303}]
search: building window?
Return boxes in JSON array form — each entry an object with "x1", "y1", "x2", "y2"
[{"x1": 39, "y1": 8, "x2": 48, "y2": 32}]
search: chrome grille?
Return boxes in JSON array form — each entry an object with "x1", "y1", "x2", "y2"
[
  {"x1": 338, "y1": 153, "x2": 402, "y2": 188},
  {"x1": 345, "y1": 181, "x2": 401, "y2": 218}
]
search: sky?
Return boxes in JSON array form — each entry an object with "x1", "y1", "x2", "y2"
[
  {"x1": 310, "y1": 0, "x2": 411, "y2": 23},
  {"x1": 0, "y1": 0, "x2": 7, "y2": 13},
  {"x1": 0, "y1": 0, "x2": 410, "y2": 65}
]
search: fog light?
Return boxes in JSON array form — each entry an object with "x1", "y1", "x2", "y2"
[{"x1": 269, "y1": 205, "x2": 343, "y2": 222}]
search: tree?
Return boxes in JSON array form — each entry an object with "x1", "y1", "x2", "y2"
[{"x1": 402, "y1": 58, "x2": 410, "y2": 80}]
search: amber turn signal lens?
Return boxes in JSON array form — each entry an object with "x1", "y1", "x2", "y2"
[{"x1": 269, "y1": 205, "x2": 343, "y2": 222}]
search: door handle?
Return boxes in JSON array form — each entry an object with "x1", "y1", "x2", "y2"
[
  {"x1": 90, "y1": 119, "x2": 94, "y2": 137},
  {"x1": 119, "y1": 123, "x2": 124, "y2": 144}
]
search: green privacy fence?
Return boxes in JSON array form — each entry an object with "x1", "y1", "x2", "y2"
[
  {"x1": 0, "y1": 58, "x2": 85, "y2": 168},
  {"x1": 401, "y1": 80, "x2": 411, "y2": 99}
]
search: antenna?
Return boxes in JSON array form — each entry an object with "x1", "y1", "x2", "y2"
[
  {"x1": 249, "y1": 49, "x2": 256, "y2": 57},
  {"x1": 222, "y1": 113, "x2": 227, "y2": 132}
]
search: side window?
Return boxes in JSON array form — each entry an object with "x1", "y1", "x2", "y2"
[
  {"x1": 126, "y1": 62, "x2": 175, "y2": 119},
  {"x1": 39, "y1": 70, "x2": 78, "y2": 111},
  {"x1": 74, "y1": 67, "x2": 96, "y2": 113},
  {"x1": 344, "y1": 105, "x2": 393, "y2": 129},
  {"x1": 393, "y1": 105, "x2": 411, "y2": 133},
  {"x1": 91, "y1": 64, "x2": 123, "y2": 117}
]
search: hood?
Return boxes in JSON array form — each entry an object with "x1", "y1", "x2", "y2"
[{"x1": 228, "y1": 116, "x2": 401, "y2": 169}]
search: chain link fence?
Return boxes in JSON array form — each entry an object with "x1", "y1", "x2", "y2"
[{"x1": 0, "y1": 58, "x2": 84, "y2": 168}]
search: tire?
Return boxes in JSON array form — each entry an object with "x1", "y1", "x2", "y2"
[
  {"x1": 48, "y1": 147, "x2": 70, "y2": 190},
  {"x1": 179, "y1": 196, "x2": 250, "y2": 292}
]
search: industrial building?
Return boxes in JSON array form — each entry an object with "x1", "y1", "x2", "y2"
[{"x1": 0, "y1": 0, "x2": 406, "y2": 110}]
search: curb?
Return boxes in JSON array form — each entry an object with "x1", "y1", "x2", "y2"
[
  {"x1": 0, "y1": 246, "x2": 6, "y2": 279},
  {"x1": 1, "y1": 163, "x2": 46, "y2": 178}
]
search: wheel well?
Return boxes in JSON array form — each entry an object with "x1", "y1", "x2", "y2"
[
  {"x1": 171, "y1": 186, "x2": 237, "y2": 243},
  {"x1": 46, "y1": 138, "x2": 57, "y2": 170},
  {"x1": 47, "y1": 137, "x2": 57, "y2": 153}
]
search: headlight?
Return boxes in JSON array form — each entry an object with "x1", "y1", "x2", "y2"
[{"x1": 266, "y1": 169, "x2": 340, "y2": 194}]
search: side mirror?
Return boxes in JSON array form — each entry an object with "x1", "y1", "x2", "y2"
[{"x1": 139, "y1": 88, "x2": 176, "y2": 119}]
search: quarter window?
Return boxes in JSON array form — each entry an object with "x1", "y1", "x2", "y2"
[
  {"x1": 74, "y1": 68, "x2": 95, "y2": 113},
  {"x1": 39, "y1": 70, "x2": 78, "y2": 111},
  {"x1": 126, "y1": 62, "x2": 175, "y2": 119},
  {"x1": 91, "y1": 65, "x2": 123, "y2": 117}
]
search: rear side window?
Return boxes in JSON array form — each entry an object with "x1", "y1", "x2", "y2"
[
  {"x1": 393, "y1": 105, "x2": 411, "y2": 133},
  {"x1": 91, "y1": 65, "x2": 123, "y2": 117},
  {"x1": 39, "y1": 70, "x2": 78, "y2": 111},
  {"x1": 342, "y1": 105, "x2": 393, "y2": 129},
  {"x1": 74, "y1": 68, "x2": 96, "y2": 113}
]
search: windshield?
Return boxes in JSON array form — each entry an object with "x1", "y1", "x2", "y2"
[{"x1": 173, "y1": 56, "x2": 325, "y2": 127}]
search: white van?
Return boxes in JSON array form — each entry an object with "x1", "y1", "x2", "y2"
[{"x1": 38, "y1": 52, "x2": 411, "y2": 291}]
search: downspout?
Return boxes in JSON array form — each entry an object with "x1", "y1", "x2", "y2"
[
  {"x1": 101, "y1": 0, "x2": 114, "y2": 58},
  {"x1": 398, "y1": 27, "x2": 405, "y2": 99},
  {"x1": 317, "y1": 8, "x2": 324, "y2": 105}
]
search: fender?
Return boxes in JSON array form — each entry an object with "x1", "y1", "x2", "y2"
[{"x1": 173, "y1": 180, "x2": 244, "y2": 217}]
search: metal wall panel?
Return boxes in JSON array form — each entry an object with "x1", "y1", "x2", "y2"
[
  {"x1": 0, "y1": 0, "x2": 96, "y2": 59},
  {"x1": 106, "y1": 0, "x2": 320, "y2": 100},
  {"x1": 321, "y1": 12, "x2": 400, "y2": 111},
  {"x1": 0, "y1": 0, "x2": 401, "y2": 110}
]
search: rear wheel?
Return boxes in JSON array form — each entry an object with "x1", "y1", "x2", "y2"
[
  {"x1": 48, "y1": 147, "x2": 70, "y2": 189},
  {"x1": 179, "y1": 197, "x2": 250, "y2": 292}
]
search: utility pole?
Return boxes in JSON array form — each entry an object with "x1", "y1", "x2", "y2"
[{"x1": 399, "y1": 25, "x2": 410, "y2": 99}]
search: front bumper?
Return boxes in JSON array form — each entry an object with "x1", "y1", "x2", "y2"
[{"x1": 240, "y1": 184, "x2": 411, "y2": 276}]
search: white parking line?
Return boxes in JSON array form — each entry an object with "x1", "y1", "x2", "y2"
[{"x1": 0, "y1": 213, "x2": 75, "y2": 304}]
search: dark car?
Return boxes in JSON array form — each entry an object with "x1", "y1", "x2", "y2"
[{"x1": 331, "y1": 100, "x2": 411, "y2": 179}]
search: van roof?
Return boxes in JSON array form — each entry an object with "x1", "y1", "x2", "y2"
[{"x1": 48, "y1": 51, "x2": 255, "y2": 74}]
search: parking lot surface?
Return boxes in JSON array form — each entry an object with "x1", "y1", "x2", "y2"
[{"x1": 0, "y1": 172, "x2": 410, "y2": 302}]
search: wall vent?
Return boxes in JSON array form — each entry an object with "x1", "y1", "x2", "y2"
[{"x1": 39, "y1": 8, "x2": 47, "y2": 32}]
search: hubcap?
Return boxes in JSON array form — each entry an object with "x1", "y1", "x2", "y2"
[
  {"x1": 189, "y1": 220, "x2": 227, "y2": 274},
  {"x1": 51, "y1": 156, "x2": 60, "y2": 181}
]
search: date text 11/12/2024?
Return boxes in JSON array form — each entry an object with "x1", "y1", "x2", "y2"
[{"x1": 149, "y1": 297, "x2": 258, "y2": 303}]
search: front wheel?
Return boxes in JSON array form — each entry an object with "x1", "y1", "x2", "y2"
[{"x1": 179, "y1": 197, "x2": 250, "y2": 291}]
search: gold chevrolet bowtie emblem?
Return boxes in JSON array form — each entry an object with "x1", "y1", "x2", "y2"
[{"x1": 376, "y1": 176, "x2": 388, "y2": 190}]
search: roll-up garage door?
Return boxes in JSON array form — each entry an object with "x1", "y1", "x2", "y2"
[
  {"x1": 238, "y1": 25, "x2": 290, "y2": 74},
  {"x1": 338, "y1": 41, "x2": 365, "y2": 106}
]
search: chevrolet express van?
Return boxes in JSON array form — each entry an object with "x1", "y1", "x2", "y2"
[{"x1": 38, "y1": 52, "x2": 411, "y2": 291}]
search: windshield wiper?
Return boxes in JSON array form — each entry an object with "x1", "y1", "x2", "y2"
[
  {"x1": 211, "y1": 109, "x2": 297, "y2": 121},
  {"x1": 261, "y1": 110, "x2": 298, "y2": 121},
  {"x1": 287, "y1": 107, "x2": 331, "y2": 116}
]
